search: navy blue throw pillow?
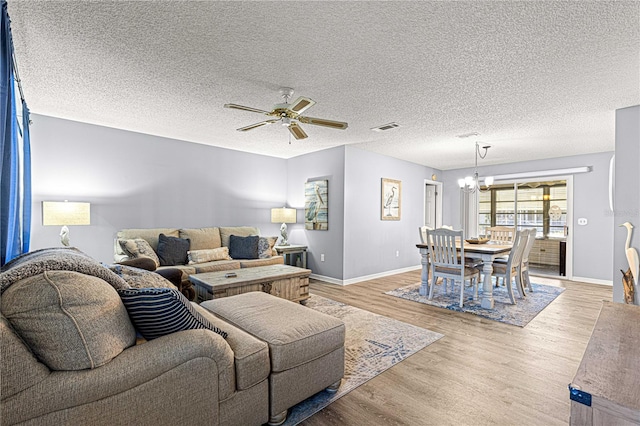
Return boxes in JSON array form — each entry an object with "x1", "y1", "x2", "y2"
[
  {"x1": 228, "y1": 235, "x2": 259, "y2": 259},
  {"x1": 118, "y1": 287, "x2": 227, "y2": 340},
  {"x1": 156, "y1": 233, "x2": 190, "y2": 266}
]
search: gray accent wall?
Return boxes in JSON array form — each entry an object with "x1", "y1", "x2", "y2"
[
  {"x1": 343, "y1": 146, "x2": 440, "y2": 281},
  {"x1": 29, "y1": 114, "x2": 287, "y2": 263},
  {"x1": 286, "y1": 145, "x2": 441, "y2": 281},
  {"x1": 613, "y1": 105, "x2": 640, "y2": 302},
  {"x1": 286, "y1": 146, "x2": 346, "y2": 279},
  {"x1": 442, "y1": 151, "x2": 615, "y2": 282}
]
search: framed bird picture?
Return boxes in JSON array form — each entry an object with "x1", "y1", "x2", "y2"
[
  {"x1": 305, "y1": 179, "x2": 328, "y2": 230},
  {"x1": 381, "y1": 178, "x2": 401, "y2": 220}
]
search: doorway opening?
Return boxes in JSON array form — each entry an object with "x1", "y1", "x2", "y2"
[
  {"x1": 424, "y1": 180, "x2": 443, "y2": 229},
  {"x1": 478, "y1": 178, "x2": 572, "y2": 278}
]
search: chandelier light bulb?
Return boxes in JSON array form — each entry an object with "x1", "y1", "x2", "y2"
[{"x1": 485, "y1": 176, "x2": 494, "y2": 186}]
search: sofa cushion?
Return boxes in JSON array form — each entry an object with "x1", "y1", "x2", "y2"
[
  {"x1": 238, "y1": 256, "x2": 285, "y2": 268},
  {"x1": 156, "y1": 233, "x2": 190, "y2": 266},
  {"x1": 229, "y1": 235, "x2": 259, "y2": 259},
  {"x1": 193, "y1": 260, "x2": 241, "y2": 274},
  {"x1": 109, "y1": 264, "x2": 178, "y2": 290},
  {"x1": 219, "y1": 226, "x2": 260, "y2": 248},
  {"x1": 118, "y1": 238, "x2": 161, "y2": 268},
  {"x1": 118, "y1": 287, "x2": 227, "y2": 340},
  {"x1": 179, "y1": 227, "x2": 222, "y2": 250},
  {"x1": 192, "y1": 303, "x2": 270, "y2": 391},
  {"x1": 258, "y1": 236, "x2": 278, "y2": 259},
  {"x1": 188, "y1": 247, "x2": 232, "y2": 264},
  {"x1": 1, "y1": 271, "x2": 136, "y2": 371}
]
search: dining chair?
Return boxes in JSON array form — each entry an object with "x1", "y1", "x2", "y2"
[
  {"x1": 487, "y1": 226, "x2": 515, "y2": 243},
  {"x1": 418, "y1": 226, "x2": 432, "y2": 244},
  {"x1": 491, "y1": 229, "x2": 528, "y2": 304},
  {"x1": 519, "y1": 228, "x2": 537, "y2": 293},
  {"x1": 426, "y1": 228, "x2": 480, "y2": 308}
]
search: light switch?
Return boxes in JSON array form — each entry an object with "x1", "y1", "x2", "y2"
[{"x1": 578, "y1": 218, "x2": 588, "y2": 226}]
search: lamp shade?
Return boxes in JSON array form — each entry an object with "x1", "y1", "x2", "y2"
[
  {"x1": 271, "y1": 207, "x2": 296, "y2": 224},
  {"x1": 42, "y1": 201, "x2": 91, "y2": 226}
]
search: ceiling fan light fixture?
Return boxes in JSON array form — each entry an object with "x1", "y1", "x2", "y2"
[{"x1": 282, "y1": 117, "x2": 291, "y2": 127}]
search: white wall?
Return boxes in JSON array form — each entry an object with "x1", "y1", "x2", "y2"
[
  {"x1": 441, "y1": 151, "x2": 615, "y2": 282},
  {"x1": 29, "y1": 114, "x2": 288, "y2": 263}
]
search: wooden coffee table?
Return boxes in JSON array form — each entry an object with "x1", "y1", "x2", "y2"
[{"x1": 189, "y1": 264, "x2": 311, "y2": 304}]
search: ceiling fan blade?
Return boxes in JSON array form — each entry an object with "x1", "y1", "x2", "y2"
[
  {"x1": 237, "y1": 119, "x2": 280, "y2": 132},
  {"x1": 298, "y1": 116, "x2": 348, "y2": 130},
  {"x1": 288, "y1": 122, "x2": 308, "y2": 139},
  {"x1": 224, "y1": 103, "x2": 271, "y2": 114},
  {"x1": 288, "y1": 96, "x2": 316, "y2": 115}
]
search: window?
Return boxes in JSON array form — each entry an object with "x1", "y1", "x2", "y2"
[{"x1": 478, "y1": 181, "x2": 566, "y2": 239}]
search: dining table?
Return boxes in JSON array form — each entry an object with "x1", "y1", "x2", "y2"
[{"x1": 416, "y1": 241, "x2": 512, "y2": 309}]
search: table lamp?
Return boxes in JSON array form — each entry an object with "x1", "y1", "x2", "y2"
[
  {"x1": 42, "y1": 201, "x2": 91, "y2": 246},
  {"x1": 271, "y1": 207, "x2": 296, "y2": 246}
]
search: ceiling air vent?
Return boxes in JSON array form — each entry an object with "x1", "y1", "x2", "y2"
[{"x1": 371, "y1": 122, "x2": 400, "y2": 132}]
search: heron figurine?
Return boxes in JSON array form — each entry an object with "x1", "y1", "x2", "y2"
[{"x1": 620, "y1": 222, "x2": 639, "y2": 298}]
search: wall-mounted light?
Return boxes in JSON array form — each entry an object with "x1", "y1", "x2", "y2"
[
  {"x1": 271, "y1": 207, "x2": 296, "y2": 246},
  {"x1": 42, "y1": 201, "x2": 91, "y2": 246}
]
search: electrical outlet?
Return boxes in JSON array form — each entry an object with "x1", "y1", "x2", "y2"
[
  {"x1": 396, "y1": 250, "x2": 400, "y2": 257},
  {"x1": 320, "y1": 254, "x2": 325, "y2": 262}
]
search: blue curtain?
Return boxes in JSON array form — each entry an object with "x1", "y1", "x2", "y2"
[{"x1": 1, "y1": 0, "x2": 31, "y2": 266}]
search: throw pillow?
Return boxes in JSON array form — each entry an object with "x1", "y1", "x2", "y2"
[
  {"x1": 258, "y1": 236, "x2": 278, "y2": 259},
  {"x1": 118, "y1": 238, "x2": 160, "y2": 268},
  {"x1": 156, "y1": 233, "x2": 190, "y2": 266},
  {"x1": 117, "y1": 287, "x2": 227, "y2": 340},
  {"x1": 1, "y1": 271, "x2": 136, "y2": 371},
  {"x1": 109, "y1": 264, "x2": 178, "y2": 290},
  {"x1": 228, "y1": 235, "x2": 259, "y2": 259},
  {"x1": 187, "y1": 247, "x2": 232, "y2": 264}
]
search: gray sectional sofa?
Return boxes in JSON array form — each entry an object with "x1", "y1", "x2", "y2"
[{"x1": 1, "y1": 247, "x2": 344, "y2": 426}]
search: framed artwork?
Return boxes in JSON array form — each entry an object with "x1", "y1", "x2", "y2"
[
  {"x1": 305, "y1": 179, "x2": 328, "y2": 230},
  {"x1": 381, "y1": 178, "x2": 401, "y2": 220}
]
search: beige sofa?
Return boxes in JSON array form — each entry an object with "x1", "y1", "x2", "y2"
[
  {"x1": 114, "y1": 226, "x2": 284, "y2": 293},
  {"x1": 1, "y1": 248, "x2": 344, "y2": 426}
]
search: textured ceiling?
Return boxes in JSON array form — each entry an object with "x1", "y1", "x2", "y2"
[{"x1": 7, "y1": 1, "x2": 640, "y2": 170}]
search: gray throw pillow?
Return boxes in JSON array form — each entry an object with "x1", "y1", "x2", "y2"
[
  {"x1": 228, "y1": 235, "x2": 259, "y2": 259},
  {"x1": 156, "y1": 233, "x2": 190, "y2": 266}
]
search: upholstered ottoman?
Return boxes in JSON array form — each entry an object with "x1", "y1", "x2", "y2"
[{"x1": 201, "y1": 291, "x2": 345, "y2": 425}]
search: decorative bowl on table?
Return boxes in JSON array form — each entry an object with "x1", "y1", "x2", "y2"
[{"x1": 465, "y1": 238, "x2": 489, "y2": 244}]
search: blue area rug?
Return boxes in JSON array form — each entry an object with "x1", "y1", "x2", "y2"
[
  {"x1": 282, "y1": 294, "x2": 443, "y2": 425},
  {"x1": 385, "y1": 281, "x2": 565, "y2": 327}
]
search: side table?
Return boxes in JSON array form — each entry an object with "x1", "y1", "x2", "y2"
[{"x1": 275, "y1": 244, "x2": 308, "y2": 269}]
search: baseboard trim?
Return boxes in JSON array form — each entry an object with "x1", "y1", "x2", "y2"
[
  {"x1": 311, "y1": 265, "x2": 422, "y2": 286},
  {"x1": 571, "y1": 276, "x2": 613, "y2": 286}
]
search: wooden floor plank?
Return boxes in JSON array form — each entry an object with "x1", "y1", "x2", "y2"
[{"x1": 302, "y1": 270, "x2": 612, "y2": 426}]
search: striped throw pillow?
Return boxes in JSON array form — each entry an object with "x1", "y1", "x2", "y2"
[{"x1": 118, "y1": 288, "x2": 227, "y2": 340}]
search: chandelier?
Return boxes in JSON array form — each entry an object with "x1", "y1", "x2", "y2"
[{"x1": 458, "y1": 141, "x2": 494, "y2": 194}]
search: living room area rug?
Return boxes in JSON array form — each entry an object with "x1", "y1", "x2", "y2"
[
  {"x1": 385, "y1": 281, "x2": 565, "y2": 327},
  {"x1": 282, "y1": 294, "x2": 443, "y2": 425}
]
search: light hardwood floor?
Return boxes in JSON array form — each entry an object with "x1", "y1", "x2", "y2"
[{"x1": 303, "y1": 270, "x2": 612, "y2": 426}]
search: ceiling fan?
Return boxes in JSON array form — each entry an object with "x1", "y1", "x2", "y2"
[{"x1": 224, "y1": 87, "x2": 348, "y2": 140}]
